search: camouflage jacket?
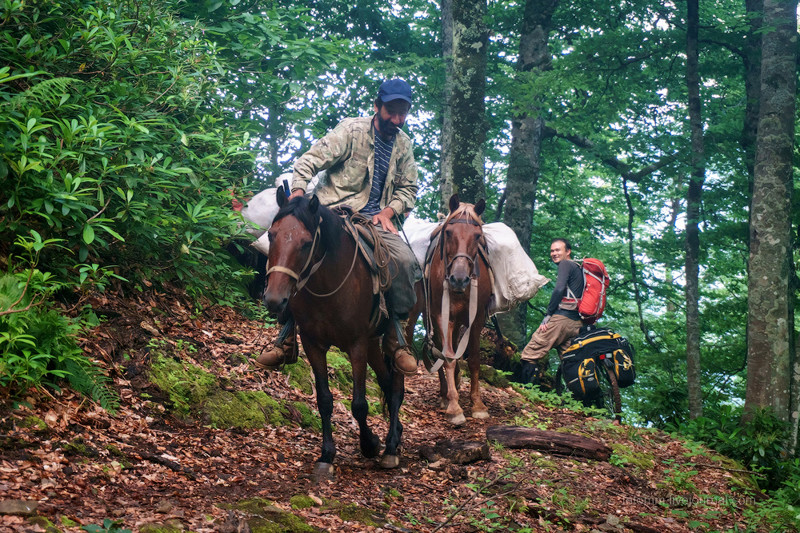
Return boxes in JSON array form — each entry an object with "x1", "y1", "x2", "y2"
[{"x1": 291, "y1": 116, "x2": 418, "y2": 217}]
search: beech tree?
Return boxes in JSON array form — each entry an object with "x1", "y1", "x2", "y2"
[
  {"x1": 685, "y1": 0, "x2": 705, "y2": 419},
  {"x1": 744, "y1": 0, "x2": 798, "y2": 451},
  {"x1": 441, "y1": 0, "x2": 488, "y2": 204}
]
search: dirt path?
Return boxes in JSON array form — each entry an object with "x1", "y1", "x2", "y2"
[{"x1": 0, "y1": 290, "x2": 766, "y2": 532}]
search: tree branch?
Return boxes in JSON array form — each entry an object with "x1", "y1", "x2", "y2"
[{"x1": 543, "y1": 125, "x2": 679, "y2": 182}]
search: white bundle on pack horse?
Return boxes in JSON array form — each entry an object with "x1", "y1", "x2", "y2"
[
  {"x1": 239, "y1": 172, "x2": 320, "y2": 254},
  {"x1": 405, "y1": 195, "x2": 549, "y2": 426}
]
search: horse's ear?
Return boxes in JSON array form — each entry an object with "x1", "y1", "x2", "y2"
[
  {"x1": 277, "y1": 186, "x2": 287, "y2": 207},
  {"x1": 309, "y1": 194, "x2": 319, "y2": 213},
  {"x1": 449, "y1": 193, "x2": 460, "y2": 213},
  {"x1": 474, "y1": 199, "x2": 486, "y2": 216}
]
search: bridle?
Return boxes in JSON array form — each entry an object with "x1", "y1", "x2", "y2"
[
  {"x1": 266, "y1": 216, "x2": 358, "y2": 298},
  {"x1": 425, "y1": 208, "x2": 490, "y2": 371},
  {"x1": 440, "y1": 216, "x2": 484, "y2": 282}
]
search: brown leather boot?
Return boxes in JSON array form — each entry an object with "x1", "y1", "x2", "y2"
[
  {"x1": 393, "y1": 345, "x2": 418, "y2": 375},
  {"x1": 255, "y1": 335, "x2": 298, "y2": 370},
  {"x1": 385, "y1": 320, "x2": 417, "y2": 376}
]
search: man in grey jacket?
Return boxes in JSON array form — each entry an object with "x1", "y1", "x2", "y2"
[{"x1": 257, "y1": 79, "x2": 421, "y2": 375}]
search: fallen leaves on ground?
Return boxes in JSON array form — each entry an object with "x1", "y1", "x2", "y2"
[{"x1": 0, "y1": 287, "x2": 765, "y2": 532}]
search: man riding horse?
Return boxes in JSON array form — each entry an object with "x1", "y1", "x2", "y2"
[{"x1": 256, "y1": 78, "x2": 421, "y2": 375}]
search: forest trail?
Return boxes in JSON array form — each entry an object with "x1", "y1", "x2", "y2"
[{"x1": 0, "y1": 287, "x2": 765, "y2": 532}]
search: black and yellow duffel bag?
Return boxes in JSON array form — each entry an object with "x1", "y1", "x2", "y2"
[{"x1": 560, "y1": 325, "x2": 636, "y2": 400}]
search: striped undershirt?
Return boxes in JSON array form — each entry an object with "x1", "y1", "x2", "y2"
[{"x1": 361, "y1": 133, "x2": 395, "y2": 216}]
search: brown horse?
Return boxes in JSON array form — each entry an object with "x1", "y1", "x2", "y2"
[
  {"x1": 262, "y1": 190, "x2": 405, "y2": 477},
  {"x1": 409, "y1": 194, "x2": 493, "y2": 426}
]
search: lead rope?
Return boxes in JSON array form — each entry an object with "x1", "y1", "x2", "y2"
[{"x1": 430, "y1": 272, "x2": 480, "y2": 373}]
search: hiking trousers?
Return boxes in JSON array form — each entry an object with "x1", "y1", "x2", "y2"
[
  {"x1": 520, "y1": 314, "x2": 583, "y2": 363},
  {"x1": 378, "y1": 228, "x2": 422, "y2": 318}
]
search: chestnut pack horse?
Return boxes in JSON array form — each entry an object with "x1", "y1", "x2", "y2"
[
  {"x1": 262, "y1": 189, "x2": 405, "y2": 476},
  {"x1": 409, "y1": 194, "x2": 493, "y2": 426}
]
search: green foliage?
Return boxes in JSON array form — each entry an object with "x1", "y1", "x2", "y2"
[
  {"x1": 0, "y1": 269, "x2": 118, "y2": 410},
  {"x1": 670, "y1": 406, "x2": 795, "y2": 493},
  {"x1": 0, "y1": 0, "x2": 254, "y2": 298}
]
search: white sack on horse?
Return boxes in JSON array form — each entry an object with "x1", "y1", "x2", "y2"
[
  {"x1": 402, "y1": 216, "x2": 440, "y2": 265},
  {"x1": 242, "y1": 172, "x2": 320, "y2": 255},
  {"x1": 483, "y1": 222, "x2": 549, "y2": 315}
]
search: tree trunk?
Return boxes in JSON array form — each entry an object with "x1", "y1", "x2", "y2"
[
  {"x1": 499, "y1": 0, "x2": 558, "y2": 346},
  {"x1": 443, "y1": 0, "x2": 488, "y2": 205},
  {"x1": 741, "y1": 0, "x2": 763, "y2": 184},
  {"x1": 744, "y1": 0, "x2": 797, "y2": 437},
  {"x1": 685, "y1": 0, "x2": 705, "y2": 419},
  {"x1": 440, "y1": 0, "x2": 455, "y2": 212}
]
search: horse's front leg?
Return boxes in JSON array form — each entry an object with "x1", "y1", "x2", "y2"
[
  {"x1": 468, "y1": 321, "x2": 489, "y2": 419},
  {"x1": 443, "y1": 357, "x2": 466, "y2": 426},
  {"x1": 349, "y1": 338, "x2": 381, "y2": 460},
  {"x1": 368, "y1": 338, "x2": 404, "y2": 469},
  {"x1": 304, "y1": 340, "x2": 336, "y2": 478},
  {"x1": 381, "y1": 362, "x2": 405, "y2": 468}
]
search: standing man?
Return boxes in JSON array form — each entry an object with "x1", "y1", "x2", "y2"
[
  {"x1": 256, "y1": 78, "x2": 421, "y2": 375},
  {"x1": 519, "y1": 238, "x2": 585, "y2": 385}
]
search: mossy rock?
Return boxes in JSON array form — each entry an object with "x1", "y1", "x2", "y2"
[
  {"x1": 220, "y1": 499, "x2": 321, "y2": 532},
  {"x1": 285, "y1": 359, "x2": 314, "y2": 395},
  {"x1": 149, "y1": 355, "x2": 217, "y2": 417},
  {"x1": 27, "y1": 516, "x2": 61, "y2": 533},
  {"x1": 60, "y1": 516, "x2": 79, "y2": 527},
  {"x1": 478, "y1": 364, "x2": 511, "y2": 388},
  {"x1": 326, "y1": 349, "x2": 355, "y2": 394},
  {"x1": 61, "y1": 437, "x2": 98, "y2": 457},
  {"x1": 290, "y1": 494, "x2": 317, "y2": 510},
  {"x1": 323, "y1": 348, "x2": 384, "y2": 405},
  {"x1": 335, "y1": 502, "x2": 384, "y2": 527},
  {"x1": 288, "y1": 401, "x2": 321, "y2": 431},
  {"x1": 205, "y1": 390, "x2": 289, "y2": 429}
]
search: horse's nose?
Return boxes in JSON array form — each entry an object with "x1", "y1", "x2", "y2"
[
  {"x1": 263, "y1": 294, "x2": 288, "y2": 316},
  {"x1": 448, "y1": 273, "x2": 470, "y2": 292}
]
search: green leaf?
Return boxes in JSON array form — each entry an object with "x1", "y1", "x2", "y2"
[{"x1": 82, "y1": 225, "x2": 95, "y2": 244}]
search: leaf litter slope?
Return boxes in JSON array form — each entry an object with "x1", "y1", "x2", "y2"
[{"x1": 0, "y1": 287, "x2": 766, "y2": 532}]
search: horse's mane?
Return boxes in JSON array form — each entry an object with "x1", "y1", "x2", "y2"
[
  {"x1": 447, "y1": 204, "x2": 484, "y2": 225},
  {"x1": 272, "y1": 195, "x2": 343, "y2": 255},
  {"x1": 431, "y1": 202, "x2": 484, "y2": 239}
]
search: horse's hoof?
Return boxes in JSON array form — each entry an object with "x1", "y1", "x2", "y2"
[
  {"x1": 472, "y1": 410, "x2": 490, "y2": 419},
  {"x1": 313, "y1": 462, "x2": 334, "y2": 481},
  {"x1": 448, "y1": 413, "x2": 467, "y2": 426},
  {"x1": 379, "y1": 454, "x2": 400, "y2": 469},
  {"x1": 360, "y1": 439, "x2": 382, "y2": 459}
]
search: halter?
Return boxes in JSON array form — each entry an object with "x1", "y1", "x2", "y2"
[
  {"x1": 265, "y1": 215, "x2": 359, "y2": 298},
  {"x1": 440, "y1": 217, "x2": 484, "y2": 281},
  {"x1": 425, "y1": 207, "x2": 491, "y2": 371}
]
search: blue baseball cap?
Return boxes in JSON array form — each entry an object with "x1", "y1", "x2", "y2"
[{"x1": 378, "y1": 78, "x2": 412, "y2": 105}]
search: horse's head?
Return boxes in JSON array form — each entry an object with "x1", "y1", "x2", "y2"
[
  {"x1": 441, "y1": 193, "x2": 486, "y2": 292},
  {"x1": 262, "y1": 188, "x2": 324, "y2": 319}
]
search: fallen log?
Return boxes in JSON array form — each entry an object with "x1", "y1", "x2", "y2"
[{"x1": 486, "y1": 425, "x2": 611, "y2": 461}]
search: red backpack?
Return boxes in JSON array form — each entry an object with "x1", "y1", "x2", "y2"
[{"x1": 576, "y1": 258, "x2": 610, "y2": 324}]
